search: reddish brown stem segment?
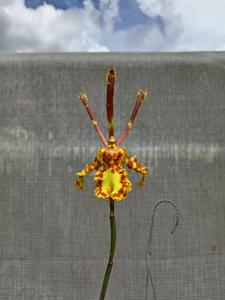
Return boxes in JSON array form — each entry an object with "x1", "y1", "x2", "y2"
[
  {"x1": 78, "y1": 92, "x2": 108, "y2": 147},
  {"x1": 118, "y1": 89, "x2": 148, "y2": 146},
  {"x1": 106, "y1": 68, "x2": 116, "y2": 138},
  {"x1": 99, "y1": 199, "x2": 116, "y2": 300}
]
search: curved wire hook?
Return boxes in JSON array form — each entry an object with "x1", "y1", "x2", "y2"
[{"x1": 145, "y1": 200, "x2": 180, "y2": 300}]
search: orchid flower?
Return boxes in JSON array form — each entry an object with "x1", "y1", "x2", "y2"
[
  {"x1": 74, "y1": 68, "x2": 149, "y2": 300},
  {"x1": 75, "y1": 68, "x2": 148, "y2": 201}
]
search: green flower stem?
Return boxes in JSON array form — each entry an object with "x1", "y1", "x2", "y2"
[{"x1": 99, "y1": 199, "x2": 116, "y2": 300}]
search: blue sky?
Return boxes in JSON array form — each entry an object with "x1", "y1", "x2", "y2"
[
  {"x1": 25, "y1": 0, "x2": 85, "y2": 10},
  {"x1": 25, "y1": 0, "x2": 153, "y2": 30},
  {"x1": 0, "y1": 0, "x2": 225, "y2": 52}
]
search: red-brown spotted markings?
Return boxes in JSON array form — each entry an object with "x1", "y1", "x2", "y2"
[{"x1": 76, "y1": 146, "x2": 148, "y2": 201}]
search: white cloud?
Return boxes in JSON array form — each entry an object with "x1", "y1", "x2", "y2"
[
  {"x1": 99, "y1": 0, "x2": 119, "y2": 33},
  {"x1": 0, "y1": 0, "x2": 225, "y2": 52},
  {"x1": 136, "y1": 0, "x2": 225, "y2": 51},
  {"x1": 0, "y1": 0, "x2": 109, "y2": 52}
]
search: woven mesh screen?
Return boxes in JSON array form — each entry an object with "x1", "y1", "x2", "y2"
[{"x1": 0, "y1": 53, "x2": 224, "y2": 299}]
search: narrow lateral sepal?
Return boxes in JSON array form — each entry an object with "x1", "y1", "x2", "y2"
[
  {"x1": 118, "y1": 89, "x2": 148, "y2": 146},
  {"x1": 77, "y1": 92, "x2": 108, "y2": 147}
]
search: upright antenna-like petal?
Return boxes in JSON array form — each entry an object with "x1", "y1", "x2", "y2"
[
  {"x1": 78, "y1": 92, "x2": 108, "y2": 147},
  {"x1": 117, "y1": 89, "x2": 148, "y2": 146},
  {"x1": 106, "y1": 68, "x2": 116, "y2": 138}
]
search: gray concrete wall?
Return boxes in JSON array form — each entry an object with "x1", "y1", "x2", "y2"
[{"x1": 0, "y1": 53, "x2": 224, "y2": 299}]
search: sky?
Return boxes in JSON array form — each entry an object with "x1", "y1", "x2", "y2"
[{"x1": 0, "y1": 0, "x2": 225, "y2": 52}]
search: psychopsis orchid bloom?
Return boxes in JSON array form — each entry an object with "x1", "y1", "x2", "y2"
[{"x1": 75, "y1": 68, "x2": 148, "y2": 201}]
